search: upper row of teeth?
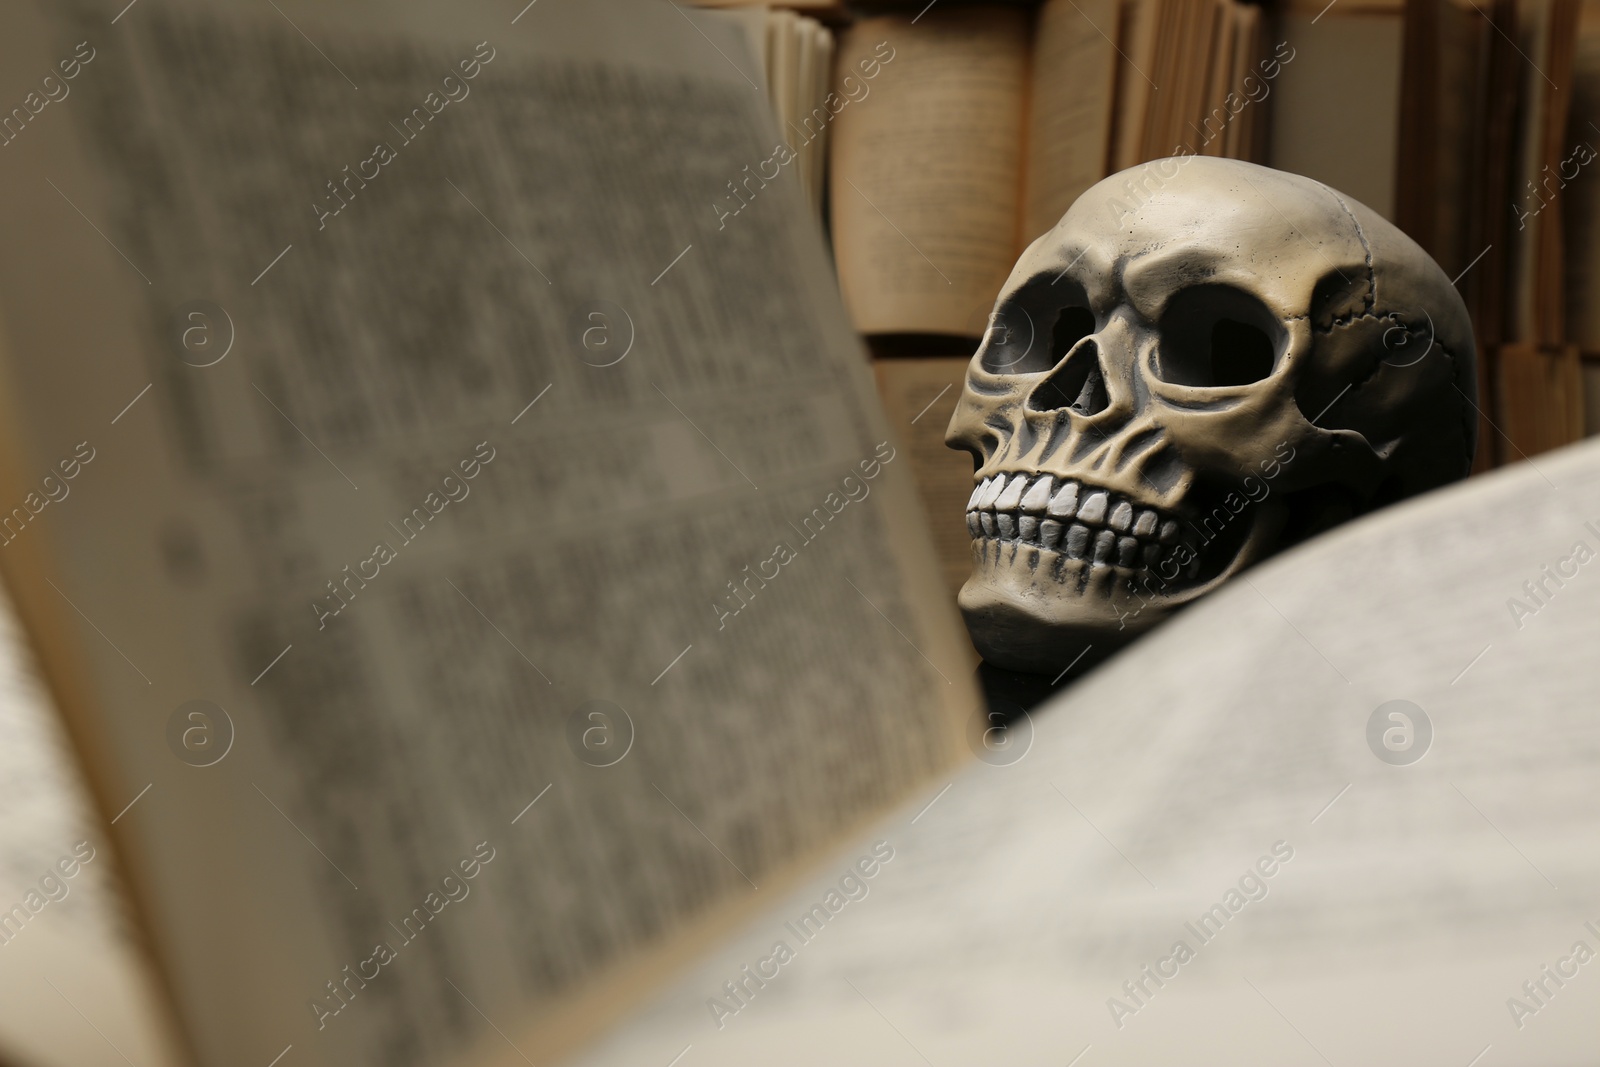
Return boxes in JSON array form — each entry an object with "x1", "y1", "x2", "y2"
[{"x1": 966, "y1": 474, "x2": 1180, "y2": 543}]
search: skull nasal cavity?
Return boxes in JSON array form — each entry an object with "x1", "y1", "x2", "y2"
[{"x1": 1026, "y1": 336, "x2": 1109, "y2": 417}]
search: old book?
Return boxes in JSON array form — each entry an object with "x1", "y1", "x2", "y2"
[
  {"x1": 1564, "y1": 1, "x2": 1600, "y2": 356},
  {"x1": 1395, "y1": 0, "x2": 1494, "y2": 282},
  {"x1": 829, "y1": 8, "x2": 1038, "y2": 337},
  {"x1": 1267, "y1": 8, "x2": 1405, "y2": 221},
  {"x1": 1564, "y1": 0, "x2": 1600, "y2": 435},
  {"x1": 708, "y1": 7, "x2": 834, "y2": 220},
  {"x1": 1465, "y1": 0, "x2": 1523, "y2": 469},
  {"x1": 0, "y1": 2, "x2": 978, "y2": 1065},
  {"x1": 567, "y1": 433, "x2": 1600, "y2": 1066},
  {"x1": 1506, "y1": 0, "x2": 1581, "y2": 347},
  {"x1": 1110, "y1": 0, "x2": 1162, "y2": 170},
  {"x1": 690, "y1": 0, "x2": 845, "y2": 12},
  {"x1": 1496, "y1": 0, "x2": 1586, "y2": 458},
  {"x1": 1280, "y1": 0, "x2": 1521, "y2": 241},
  {"x1": 1495, "y1": 342, "x2": 1587, "y2": 455},
  {"x1": 827, "y1": 2, "x2": 1119, "y2": 337},
  {"x1": 870, "y1": 358, "x2": 981, "y2": 604},
  {"x1": 829, "y1": 0, "x2": 1270, "y2": 338}
]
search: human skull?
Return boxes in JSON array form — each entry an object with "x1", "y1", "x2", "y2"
[{"x1": 946, "y1": 157, "x2": 1476, "y2": 674}]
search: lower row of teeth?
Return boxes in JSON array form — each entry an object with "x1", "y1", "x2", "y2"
[{"x1": 965, "y1": 473, "x2": 1198, "y2": 575}]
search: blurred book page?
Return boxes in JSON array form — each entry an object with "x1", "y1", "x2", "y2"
[
  {"x1": 0, "y1": 2, "x2": 975, "y2": 1065},
  {"x1": 569, "y1": 438, "x2": 1600, "y2": 1066}
]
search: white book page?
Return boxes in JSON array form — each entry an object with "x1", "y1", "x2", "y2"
[
  {"x1": 570, "y1": 439, "x2": 1600, "y2": 1066},
  {"x1": 0, "y1": 3, "x2": 976, "y2": 1065}
]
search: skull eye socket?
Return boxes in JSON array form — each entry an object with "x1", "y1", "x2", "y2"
[
  {"x1": 1155, "y1": 285, "x2": 1283, "y2": 388},
  {"x1": 979, "y1": 304, "x2": 1095, "y2": 374},
  {"x1": 979, "y1": 277, "x2": 1096, "y2": 375},
  {"x1": 1050, "y1": 307, "x2": 1096, "y2": 364}
]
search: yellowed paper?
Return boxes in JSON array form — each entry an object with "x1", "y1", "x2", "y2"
[{"x1": 830, "y1": 12, "x2": 1030, "y2": 336}]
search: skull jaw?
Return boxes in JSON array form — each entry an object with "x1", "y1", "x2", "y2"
[
  {"x1": 957, "y1": 550, "x2": 1163, "y2": 672},
  {"x1": 957, "y1": 505, "x2": 1285, "y2": 674}
]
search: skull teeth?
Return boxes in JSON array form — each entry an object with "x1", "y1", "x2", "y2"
[
  {"x1": 977, "y1": 477, "x2": 1005, "y2": 509},
  {"x1": 1020, "y1": 477, "x2": 1054, "y2": 512},
  {"x1": 1065, "y1": 523, "x2": 1091, "y2": 558},
  {"x1": 994, "y1": 475, "x2": 1027, "y2": 510},
  {"x1": 1047, "y1": 482, "x2": 1080, "y2": 518},
  {"x1": 965, "y1": 473, "x2": 1192, "y2": 574},
  {"x1": 1092, "y1": 529, "x2": 1116, "y2": 564}
]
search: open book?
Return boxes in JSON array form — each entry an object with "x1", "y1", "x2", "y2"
[
  {"x1": 0, "y1": 2, "x2": 979, "y2": 1065},
  {"x1": 829, "y1": 0, "x2": 1270, "y2": 337},
  {"x1": 567, "y1": 434, "x2": 1600, "y2": 1066}
]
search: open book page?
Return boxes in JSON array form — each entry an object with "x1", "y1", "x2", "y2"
[
  {"x1": 0, "y1": 585, "x2": 181, "y2": 1067},
  {"x1": 0, "y1": 3, "x2": 976, "y2": 1065},
  {"x1": 1021, "y1": 0, "x2": 1120, "y2": 245},
  {"x1": 570, "y1": 439, "x2": 1600, "y2": 1066},
  {"x1": 829, "y1": 12, "x2": 1031, "y2": 336}
]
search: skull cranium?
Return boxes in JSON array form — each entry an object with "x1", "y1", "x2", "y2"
[{"x1": 946, "y1": 157, "x2": 1476, "y2": 674}]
